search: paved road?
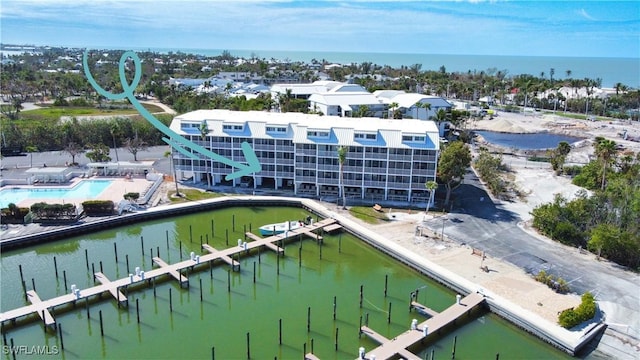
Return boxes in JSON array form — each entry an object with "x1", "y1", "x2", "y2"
[
  {"x1": 0, "y1": 146, "x2": 172, "y2": 178},
  {"x1": 422, "y1": 166, "x2": 640, "y2": 349}
]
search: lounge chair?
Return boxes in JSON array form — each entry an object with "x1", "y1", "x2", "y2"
[{"x1": 373, "y1": 204, "x2": 382, "y2": 212}]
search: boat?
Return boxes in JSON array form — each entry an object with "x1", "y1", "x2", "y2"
[{"x1": 259, "y1": 220, "x2": 303, "y2": 236}]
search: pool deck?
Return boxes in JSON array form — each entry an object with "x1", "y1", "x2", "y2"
[{"x1": 1, "y1": 177, "x2": 153, "y2": 209}]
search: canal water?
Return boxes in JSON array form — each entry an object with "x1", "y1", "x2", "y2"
[
  {"x1": 474, "y1": 130, "x2": 584, "y2": 150},
  {"x1": 0, "y1": 206, "x2": 571, "y2": 359}
]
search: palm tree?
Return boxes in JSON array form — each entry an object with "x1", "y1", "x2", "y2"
[
  {"x1": 521, "y1": 80, "x2": 532, "y2": 116},
  {"x1": 25, "y1": 145, "x2": 38, "y2": 168},
  {"x1": 594, "y1": 138, "x2": 617, "y2": 190},
  {"x1": 414, "y1": 101, "x2": 431, "y2": 119},
  {"x1": 388, "y1": 102, "x2": 401, "y2": 119},
  {"x1": 337, "y1": 146, "x2": 347, "y2": 209},
  {"x1": 164, "y1": 150, "x2": 181, "y2": 197},
  {"x1": 110, "y1": 122, "x2": 120, "y2": 163},
  {"x1": 424, "y1": 180, "x2": 438, "y2": 219},
  {"x1": 199, "y1": 120, "x2": 209, "y2": 141}
]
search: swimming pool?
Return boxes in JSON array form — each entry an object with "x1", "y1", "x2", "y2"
[{"x1": 0, "y1": 180, "x2": 112, "y2": 208}]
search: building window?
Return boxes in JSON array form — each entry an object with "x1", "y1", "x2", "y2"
[
  {"x1": 354, "y1": 132, "x2": 377, "y2": 141},
  {"x1": 402, "y1": 134, "x2": 426, "y2": 142},
  {"x1": 266, "y1": 125, "x2": 287, "y2": 133},
  {"x1": 307, "y1": 130, "x2": 330, "y2": 138},
  {"x1": 223, "y1": 123, "x2": 244, "y2": 131}
]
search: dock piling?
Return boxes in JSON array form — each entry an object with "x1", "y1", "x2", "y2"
[
  {"x1": 31, "y1": 278, "x2": 36, "y2": 292},
  {"x1": 53, "y1": 256, "x2": 58, "y2": 278},
  {"x1": 99, "y1": 310, "x2": 104, "y2": 337},
  {"x1": 63, "y1": 270, "x2": 68, "y2": 293},
  {"x1": 299, "y1": 247, "x2": 302, "y2": 267},
  {"x1": 114, "y1": 243, "x2": 118, "y2": 263},
  {"x1": 9, "y1": 338, "x2": 15, "y2": 360},
  {"x1": 307, "y1": 306, "x2": 311, "y2": 332},
  {"x1": 92, "y1": 263, "x2": 95, "y2": 280},
  {"x1": 126, "y1": 254, "x2": 130, "y2": 274},
  {"x1": 85, "y1": 249, "x2": 89, "y2": 270},
  {"x1": 99, "y1": 261, "x2": 103, "y2": 274},
  {"x1": 279, "y1": 318, "x2": 282, "y2": 345},
  {"x1": 384, "y1": 274, "x2": 388, "y2": 297},
  {"x1": 169, "y1": 288, "x2": 173, "y2": 312},
  {"x1": 333, "y1": 296, "x2": 337, "y2": 320},
  {"x1": 166, "y1": 230, "x2": 169, "y2": 251},
  {"x1": 388, "y1": 302, "x2": 392, "y2": 323},
  {"x1": 335, "y1": 327, "x2": 339, "y2": 351},
  {"x1": 253, "y1": 262, "x2": 256, "y2": 283},
  {"x1": 189, "y1": 225, "x2": 193, "y2": 243},
  {"x1": 18, "y1": 264, "x2": 25, "y2": 287},
  {"x1": 180, "y1": 242, "x2": 183, "y2": 260},
  {"x1": 85, "y1": 297, "x2": 90, "y2": 319},
  {"x1": 232, "y1": 214, "x2": 235, "y2": 231},
  {"x1": 452, "y1": 335, "x2": 457, "y2": 359},
  {"x1": 200, "y1": 278, "x2": 203, "y2": 302},
  {"x1": 211, "y1": 219, "x2": 214, "y2": 238},
  {"x1": 359, "y1": 285, "x2": 363, "y2": 308},
  {"x1": 141, "y1": 236, "x2": 145, "y2": 254},
  {"x1": 58, "y1": 323, "x2": 64, "y2": 350},
  {"x1": 227, "y1": 271, "x2": 231, "y2": 293},
  {"x1": 246, "y1": 332, "x2": 251, "y2": 359},
  {"x1": 226, "y1": 229, "x2": 229, "y2": 245},
  {"x1": 136, "y1": 298, "x2": 140, "y2": 323},
  {"x1": 311, "y1": 338, "x2": 314, "y2": 354}
]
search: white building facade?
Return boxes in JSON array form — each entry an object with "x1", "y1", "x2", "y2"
[{"x1": 170, "y1": 110, "x2": 439, "y2": 203}]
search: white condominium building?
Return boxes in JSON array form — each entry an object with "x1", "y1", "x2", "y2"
[{"x1": 170, "y1": 110, "x2": 439, "y2": 203}]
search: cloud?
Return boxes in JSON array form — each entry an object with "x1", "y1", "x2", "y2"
[{"x1": 578, "y1": 8, "x2": 597, "y2": 21}]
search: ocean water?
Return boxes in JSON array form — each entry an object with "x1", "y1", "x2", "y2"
[{"x1": 136, "y1": 47, "x2": 639, "y2": 88}]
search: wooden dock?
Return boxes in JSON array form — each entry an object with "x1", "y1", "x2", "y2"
[
  {"x1": 361, "y1": 293, "x2": 485, "y2": 360},
  {"x1": 152, "y1": 257, "x2": 190, "y2": 287},
  {"x1": 201, "y1": 244, "x2": 241, "y2": 270},
  {"x1": 323, "y1": 223, "x2": 342, "y2": 232},
  {"x1": 0, "y1": 217, "x2": 340, "y2": 328},
  {"x1": 410, "y1": 301, "x2": 439, "y2": 317},
  {"x1": 26, "y1": 291, "x2": 56, "y2": 330},
  {"x1": 94, "y1": 272, "x2": 128, "y2": 306}
]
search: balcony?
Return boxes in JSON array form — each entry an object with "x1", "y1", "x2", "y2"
[
  {"x1": 388, "y1": 154, "x2": 412, "y2": 161},
  {"x1": 364, "y1": 153, "x2": 387, "y2": 159},
  {"x1": 296, "y1": 149, "x2": 316, "y2": 155},
  {"x1": 296, "y1": 176, "x2": 317, "y2": 183},
  {"x1": 363, "y1": 181, "x2": 386, "y2": 187}
]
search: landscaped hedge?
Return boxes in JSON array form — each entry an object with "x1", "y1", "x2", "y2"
[
  {"x1": 82, "y1": 200, "x2": 115, "y2": 216},
  {"x1": 124, "y1": 192, "x2": 140, "y2": 201},
  {"x1": 0, "y1": 203, "x2": 30, "y2": 224},
  {"x1": 30, "y1": 202, "x2": 77, "y2": 222},
  {"x1": 558, "y1": 292, "x2": 597, "y2": 329}
]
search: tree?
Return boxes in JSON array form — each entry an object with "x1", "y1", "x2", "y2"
[
  {"x1": 337, "y1": 146, "x2": 347, "y2": 209},
  {"x1": 124, "y1": 136, "x2": 148, "y2": 161},
  {"x1": 594, "y1": 138, "x2": 617, "y2": 190},
  {"x1": 438, "y1": 141, "x2": 472, "y2": 206},
  {"x1": 424, "y1": 180, "x2": 438, "y2": 218},
  {"x1": 25, "y1": 145, "x2": 38, "y2": 168},
  {"x1": 414, "y1": 101, "x2": 431, "y2": 119},
  {"x1": 110, "y1": 122, "x2": 120, "y2": 163},
  {"x1": 352, "y1": 105, "x2": 371, "y2": 118},
  {"x1": 62, "y1": 142, "x2": 84, "y2": 165},
  {"x1": 549, "y1": 141, "x2": 571, "y2": 173},
  {"x1": 164, "y1": 150, "x2": 181, "y2": 197},
  {"x1": 199, "y1": 120, "x2": 209, "y2": 140},
  {"x1": 388, "y1": 102, "x2": 401, "y2": 119},
  {"x1": 85, "y1": 143, "x2": 111, "y2": 163}
]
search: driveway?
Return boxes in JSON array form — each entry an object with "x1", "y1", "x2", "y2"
[{"x1": 422, "y1": 167, "x2": 640, "y2": 355}]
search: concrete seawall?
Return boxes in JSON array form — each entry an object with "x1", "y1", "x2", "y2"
[{"x1": 0, "y1": 196, "x2": 604, "y2": 355}]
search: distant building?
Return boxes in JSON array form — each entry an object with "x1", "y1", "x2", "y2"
[
  {"x1": 308, "y1": 84, "x2": 387, "y2": 117},
  {"x1": 170, "y1": 110, "x2": 439, "y2": 204},
  {"x1": 374, "y1": 91, "x2": 453, "y2": 137}
]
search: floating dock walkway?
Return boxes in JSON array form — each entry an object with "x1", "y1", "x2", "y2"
[
  {"x1": 0, "y1": 218, "x2": 339, "y2": 328},
  {"x1": 361, "y1": 292, "x2": 486, "y2": 360}
]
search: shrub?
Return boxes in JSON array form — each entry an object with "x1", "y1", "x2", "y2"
[
  {"x1": 30, "y1": 202, "x2": 77, "y2": 221},
  {"x1": 558, "y1": 292, "x2": 597, "y2": 328},
  {"x1": 124, "y1": 192, "x2": 140, "y2": 201},
  {"x1": 82, "y1": 200, "x2": 115, "y2": 216}
]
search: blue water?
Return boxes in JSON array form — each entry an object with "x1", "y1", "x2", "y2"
[
  {"x1": 0, "y1": 180, "x2": 112, "y2": 208},
  {"x1": 133, "y1": 47, "x2": 639, "y2": 88},
  {"x1": 474, "y1": 131, "x2": 583, "y2": 150}
]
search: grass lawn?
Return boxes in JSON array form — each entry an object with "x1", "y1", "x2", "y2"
[
  {"x1": 168, "y1": 188, "x2": 226, "y2": 203},
  {"x1": 348, "y1": 206, "x2": 390, "y2": 224},
  {"x1": 21, "y1": 103, "x2": 164, "y2": 121}
]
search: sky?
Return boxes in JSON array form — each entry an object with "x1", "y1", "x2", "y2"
[{"x1": 1, "y1": 0, "x2": 639, "y2": 58}]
